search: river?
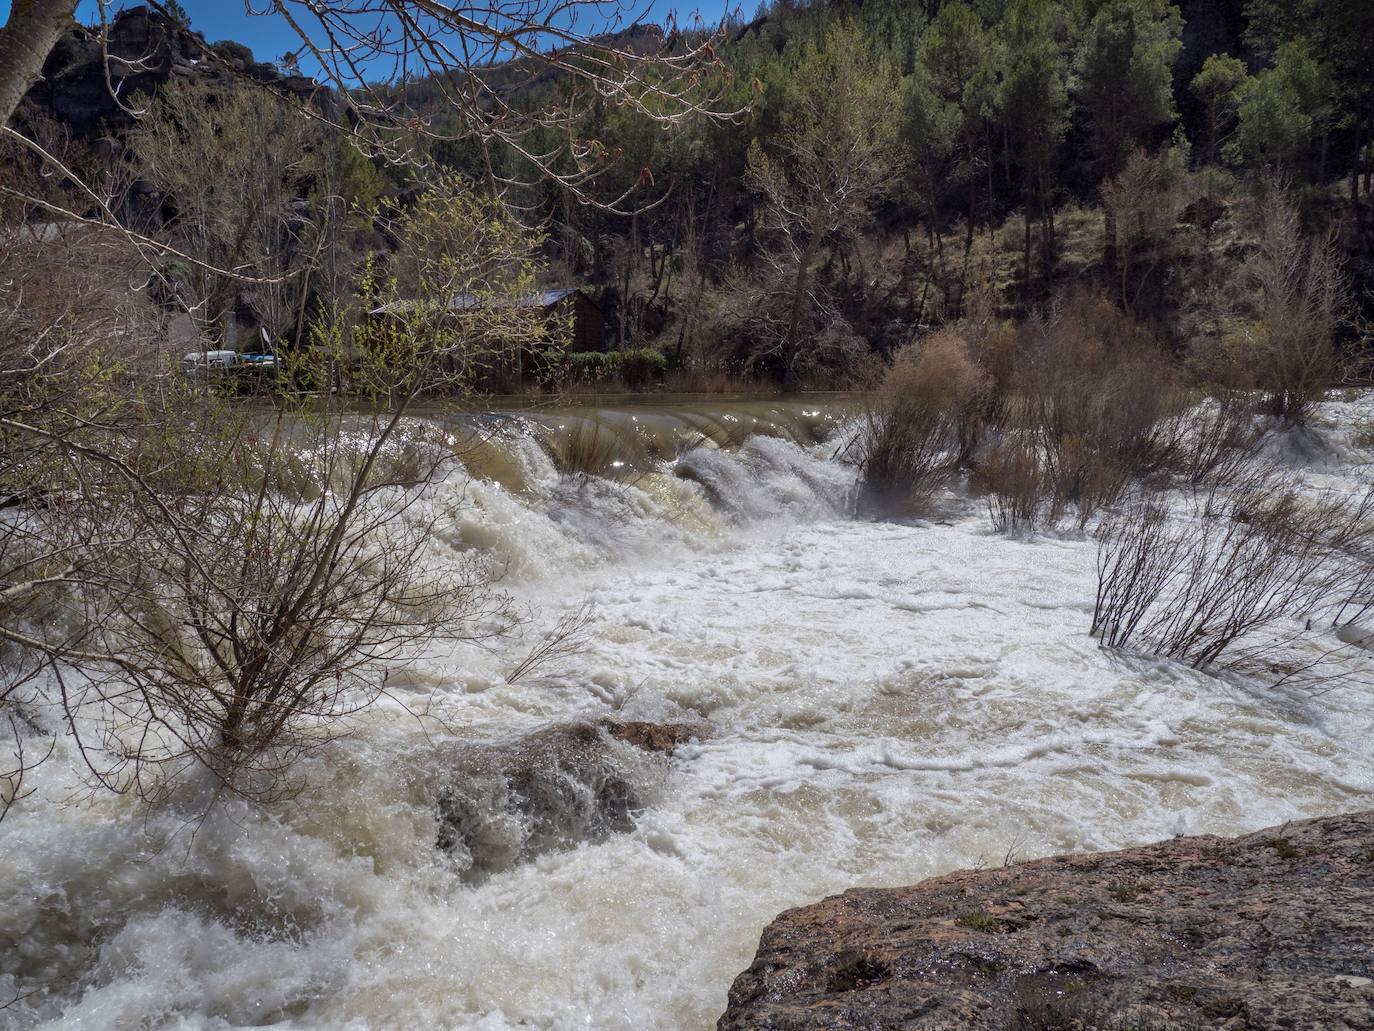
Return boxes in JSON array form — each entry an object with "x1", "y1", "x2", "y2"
[{"x1": 3, "y1": 396, "x2": 1372, "y2": 1029}]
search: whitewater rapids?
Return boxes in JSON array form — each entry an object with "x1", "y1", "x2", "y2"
[{"x1": 3, "y1": 396, "x2": 1373, "y2": 1029}]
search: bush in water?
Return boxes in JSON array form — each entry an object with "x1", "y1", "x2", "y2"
[
  {"x1": 851, "y1": 329, "x2": 991, "y2": 516},
  {"x1": 1092, "y1": 465, "x2": 1374, "y2": 672},
  {"x1": 0, "y1": 178, "x2": 541, "y2": 809},
  {"x1": 855, "y1": 291, "x2": 1196, "y2": 529}
]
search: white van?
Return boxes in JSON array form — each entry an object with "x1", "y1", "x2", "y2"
[{"x1": 182, "y1": 350, "x2": 238, "y2": 371}]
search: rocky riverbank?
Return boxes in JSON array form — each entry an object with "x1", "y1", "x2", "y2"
[{"x1": 720, "y1": 811, "x2": 1374, "y2": 1030}]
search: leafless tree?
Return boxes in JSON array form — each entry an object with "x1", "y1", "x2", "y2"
[
  {"x1": 56, "y1": 400, "x2": 514, "y2": 804},
  {"x1": 128, "y1": 80, "x2": 327, "y2": 348},
  {"x1": 0, "y1": 1, "x2": 79, "y2": 132},
  {"x1": 1100, "y1": 147, "x2": 1196, "y2": 314},
  {"x1": 1161, "y1": 390, "x2": 1262, "y2": 489},
  {"x1": 0, "y1": 160, "x2": 167, "y2": 819},
  {"x1": 1242, "y1": 185, "x2": 1347, "y2": 424},
  {"x1": 2, "y1": 176, "x2": 552, "y2": 806}
]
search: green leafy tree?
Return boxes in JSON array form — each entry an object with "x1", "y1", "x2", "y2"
[
  {"x1": 1191, "y1": 54, "x2": 1248, "y2": 166},
  {"x1": 1075, "y1": 0, "x2": 1183, "y2": 278},
  {"x1": 919, "y1": 1, "x2": 1003, "y2": 247},
  {"x1": 745, "y1": 22, "x2": 900, "y2": 382},
  {"x1": 997, "y1": 0, "x2": 1072, "y2": 290},
  {"x1": 1230, "y1": 40, "x2": 1334, "y2": 176},
  {"x1": 1073, "y1": 0, "x2": 1184, "y2": 175},
  {"x1": 901, "y1": 66, "x2": 961, "y2": 230},
  {"x1": 164, "y1": 0, "x2": 191, "y2": 28},
  {"x1": 1244, "y1": 0, "x2": 1374, "y2": 197}
]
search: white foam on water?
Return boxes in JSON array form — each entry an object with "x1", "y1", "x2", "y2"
[{"x1": 3, "y1": 399, "x2": 1373, "y2": 1030}]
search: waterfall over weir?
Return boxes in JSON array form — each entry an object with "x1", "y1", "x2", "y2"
[{"x1": 381, "y1": 396, "x2": 863, "y2": 578}]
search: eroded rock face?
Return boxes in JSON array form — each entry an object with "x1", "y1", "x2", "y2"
[
  {"x1": 720, "y1": 811, "x2": 1374, "y2": 1030},
  {"x1": 22, "y1": 6, "x2": 330, "y2": 138},
  {"x1": 435, "y1": 720, "x2": 708, "y2": 881}
]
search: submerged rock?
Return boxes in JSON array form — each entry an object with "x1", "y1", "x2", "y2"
[
  {"x1": 720, "y1": 811, "x2": 1374, "y2": 1030},
  {"x1": 435, "y1": 720, "x2": 708, "y2": 881}
]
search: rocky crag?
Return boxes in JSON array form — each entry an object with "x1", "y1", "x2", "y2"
[{"x1": 19, "y1": 5, "x2": 328, "y2": 140}]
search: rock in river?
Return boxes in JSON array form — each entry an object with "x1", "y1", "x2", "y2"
[
  {"x1": 720, "y1": 811, "x2": 1374, "y2": 1030},
  {"x1": 435, "y1": 719, "x2": 709, "y2": 882}
]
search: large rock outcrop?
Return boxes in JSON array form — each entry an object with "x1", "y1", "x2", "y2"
[
  {"x1": 20, "y1": 5, "x2": 329, "y2": 139},
  {"x1": 720, "y1": 811, "x2": 1374, "y2": 1030}
]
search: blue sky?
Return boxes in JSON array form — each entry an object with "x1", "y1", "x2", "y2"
[{"x1": 2, "y1": 1, "x2": 740, "y2": 73}]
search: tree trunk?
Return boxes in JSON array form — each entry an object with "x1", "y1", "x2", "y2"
[
  {"x1": 0, "y1": 0, "x2": 77, "y2": 129},
  {"x1": 1103, "y1": 207, "x2": 1118, "y2": 289},
  {"x1": 1353, "y1": 122, "x2": 1363, "y2": 203},
  {"x1": 784, "y1": 238, "x2": 820, "y2": 385},
  {"x1": 966, "y1": 175, "x2": 976, "y2": 252},
  {"x1": 675, "y1": 175, "x2": 716, "y2": 364},
  {"x1": 1023, "y1": 208, "x2": 1032, "y2": 303}
]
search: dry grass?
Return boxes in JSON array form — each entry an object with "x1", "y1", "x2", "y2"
[
  {"x1": 544, "y1": 421, "x2": 652, "y2": 480},
  {"x1": 661, "y1": 367, "x2": 782, "y2": 395}
]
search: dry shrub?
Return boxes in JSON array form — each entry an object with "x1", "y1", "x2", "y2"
[
  {"x1": 972, "y1": 291, "x2": 1260, "y2": 536},
  {"x1": 1093, "y1": 466, "x2": 1374, "y2": 670},
  {"x1": 661, "y1": 366, "x2": 777, "y2": 395},
  {"x1": 545, "y1": 420, "x2": 650, "y2": 480},
  {"x1": 974, "y1": 439, "x2": 1049, "y2": 533},
  {"x1": 853, "y1": 329, "x2": 991, "y2": 515},
  {"x1": 1163, "y1": 391, "x2": 1263, "y2": 488},
  {"x1": 506, "y1": 601, "x2": 595, "y2": 685},
  {"x1": 958, "y1": 294, "x2": 1019, "y2": 444},
  {"x1": 1242, "y1": 187, "x2": 1346, "y2": 425},
  {"x1": 1016, "y1": 291, "x2": 1182, "y2": 525}
]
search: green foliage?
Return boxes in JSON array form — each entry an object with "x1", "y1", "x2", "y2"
[
  {"x1": 1243, "y1": 0, "x2": 1374, "y2": 153},
  {"x1": 107, "y1": 0, "x2": 1374, "y2": 388},
  {"x1": 998, "y1": 0, "x2": 1072, "y2": 186},
  {"x1": 210, "y1": 39, "x2": 254, "y2": 65},
  {"x1": 1191, "y1": 54, "x2": 1248, "y2": 164},
  {"x1": 1073, "y1": 0, "x2": 1184, "y2": 172},
  {"x1": 354, "y1": 174, "x2": 556, "y2": 399},
  {"x1": 1230, "y1": 41, "x2": 1334, "y2": 173},
  {"x1": 956, "y1": 912, "x2": 1003, "y2": 932},
  {"x1": 566, "y1": 351, "x2": 619, "y2": 382},
  {"x1": 329, "y1": 137, "x2": 385, "y2": 212},
  {"x1": 920, "y1": 2, "x2": 1002, "y2": 155},
  {"x1": 163, "y1": 0, "x2": 191, "y2": 28},
  {"x1": 745, "y1": 20, "x2": 900, "y2": 379},
  {"x1": 621, "y1": 348, "x2": 669, "y2": 386}
]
